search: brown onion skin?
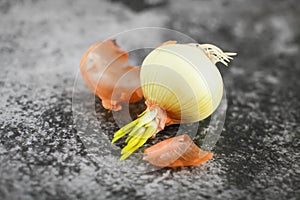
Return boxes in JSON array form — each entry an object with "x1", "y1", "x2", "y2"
[
  {"x1": 80, "y1": 40, "x2": 143, "y2": 111},
  {"x1": 143, "y1": 134, "x2": 213, "y2": 167}
]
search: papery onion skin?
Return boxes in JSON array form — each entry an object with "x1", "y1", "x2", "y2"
[
  {"x1": 80, "y1": 40, "x2": 143, "y2": 111},
  {"x1": 143, "y1": 134, "x2": 213, "y2": 167}
]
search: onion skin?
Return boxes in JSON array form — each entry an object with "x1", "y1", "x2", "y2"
[
  {"x1": 80, "y1": 40, "x2": 143, "y2": 111},
  {"x1": 143, "y1": 134, "x2": 213, "y2": 167}
]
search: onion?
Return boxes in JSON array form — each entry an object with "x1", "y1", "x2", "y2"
[{"x1": 112, "y1": 41, "x2": 236, "y2": 160}]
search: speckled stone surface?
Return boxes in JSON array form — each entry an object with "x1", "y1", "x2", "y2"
[{"x1": 0, "y1": 0, "x2": 299, "y2": 199}]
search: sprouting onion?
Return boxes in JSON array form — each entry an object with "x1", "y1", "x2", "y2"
[{"x1": 112, "y1": 41, "x2": 236, "y2": 160}]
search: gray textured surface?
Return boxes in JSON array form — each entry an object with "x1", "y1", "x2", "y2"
[{"x1": 0, "y1": 0, "x2": 300, "y2": 199}]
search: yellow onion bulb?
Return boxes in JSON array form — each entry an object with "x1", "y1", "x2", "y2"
[
  {"x1": 141, "y1": 43, "x2": 224, "y2": 123},
  {"x1": 112, "y1": 42, "x2": 236, "y2": 160}
]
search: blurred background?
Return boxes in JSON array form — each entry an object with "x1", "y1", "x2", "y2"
[{"x1": 0, "y1": 0, "x2": 299, "y2": 199}]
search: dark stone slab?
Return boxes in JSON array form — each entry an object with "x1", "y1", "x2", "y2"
[{"x1": 0, "y1": 0, "x2": 299, "y2": 199}]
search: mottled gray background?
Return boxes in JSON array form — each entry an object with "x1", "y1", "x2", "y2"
[{"x1": 0, "y1": 0, "x2": 300, "y2": 199}]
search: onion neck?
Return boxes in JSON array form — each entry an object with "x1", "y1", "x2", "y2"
[
  {"x1": 111, "y1": 102, "x2": 167, "y2": 160},
  {"x1": 145, "y1": 101, "x2": 167, "y2": 135}
]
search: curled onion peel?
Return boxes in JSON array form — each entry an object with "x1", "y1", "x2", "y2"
[
  {"x1": 112, "y1": 41, "x2": 236, "y2": 162},
  {"x1": 79, "y1": 40, "x2": 143, "y2": 111},
  {"x1": 143, "y1": 134, "x2": 214, "y2": 167}
]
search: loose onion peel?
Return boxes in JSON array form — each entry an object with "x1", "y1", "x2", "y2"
[{"x1": 79, "y1": 40, "x2": 143, "y2": 111}]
